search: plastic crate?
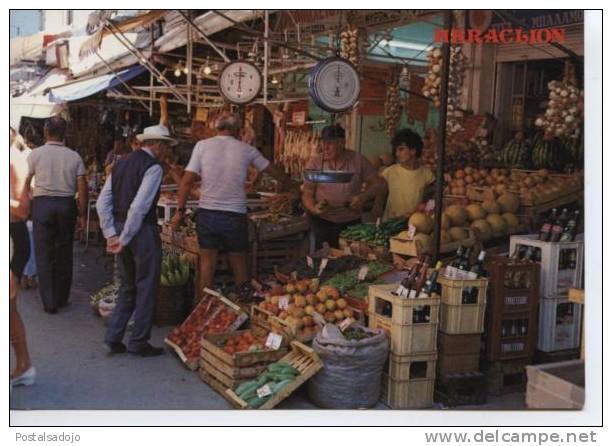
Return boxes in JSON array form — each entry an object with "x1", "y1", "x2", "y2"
[
  {"x1": 485, "y1": 312, "x2": 538, "y2": 362},
  {"x1": 368, "y1": 284, "x2": 440, "y2": 326},
  {"x1": 485, "y1": 358, "x2": 529, "y2": 396},
  {"x1": 537, "y1": 295, "x2": 582, "y2": 352},
  {"x1": 435, "y1": 372, "x2": 487, "y2": 407},
  {"x1": 386, "y1": 352, "x2": 437, "y2": 381},
  {"x1": 509, "y1": 235, "x2": 584, "y2": 298},
  {"x1": 438, "y1": 277, "x2": 487, "y2": 334},
  {"x1": 437, "y1": 333, "x2": 481, "y2": 375},
  {"x1": 369, "y1": 313, "x2": 438, "y2": 356},
  {"x1": 380, "y1": 373, "x2": 434, "y2": 409}
]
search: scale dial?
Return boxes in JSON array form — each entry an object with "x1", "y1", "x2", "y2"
[
  {"x1": 309, "y1": 57, "x2": 360, "y2": 112},
  {"x1": 218, "y1": 61, "x2": 262, "y2": 105}
]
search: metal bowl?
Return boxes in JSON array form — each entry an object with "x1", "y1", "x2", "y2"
[{"x1": 303, "y1": 169, "x2": 354, "y2": 183}]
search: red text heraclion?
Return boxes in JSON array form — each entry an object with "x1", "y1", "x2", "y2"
[{"x1": 434, "y1": 28, "x2": 566, "y2": 44}]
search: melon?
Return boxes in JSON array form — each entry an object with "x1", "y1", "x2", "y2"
[
  {"x1": 413, "y1": 233, "x2": 432, "y2": 253},
  {"x1": 486, "y1": 213, "x2": 508, "y2": 236},
  {"x1": 470, "y1": 219, "x2": 493, "y2": 241},
  {"x1": 408, "y1": 212, "x2": 434, "y2": 234},
  {"x1": 482, "y1": 200, "x2": 501, "y2": 214},
  {"x1": 497, "y1": 193, "x2": 521, "y2": 214},
  {"x1": 502, "y1": 212, "x2": 520, "y2": 231},
  {"x1": 465, "y1": 203, "x2": 487, "y2": 222},
  {"x1": 440, "y1": 229, "x2": 452, "y2": 245},
  {"x1": 448, "y1": 227, "x2": 468, "y2": 241},
  {"x1": 445, "y1": 205, "x2": 468, "y2": 226}
]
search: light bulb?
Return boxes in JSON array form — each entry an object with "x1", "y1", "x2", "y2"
[
  {"x1": 183, "y1": 66, "x2": 189, "y2": 74},
  {"x1": 174, "y1": 69, "x2": 181, "y2": 77},
  {"x1": 271, "y1": 76, "x2": 279, "y2": 85},
  {"x1": 203, "y1": 65, "x2": 212, "y2": 75}
]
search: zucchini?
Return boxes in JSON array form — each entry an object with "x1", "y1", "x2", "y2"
[
  {"x1": 271, "y1": 379, "x2": 294, "y2": 394},
  {"x1": 236, "y1": 380, "x2": 258, "y2": 396},
  {"x1": 239, "y1": 387, "x2": 258, "y2": 402},
  {"x1": 247, "y1": 395, "x2": 270, "y2": 409},
  {"x1": 267, "y1": 363, "x2": 299, "y2": 375}
]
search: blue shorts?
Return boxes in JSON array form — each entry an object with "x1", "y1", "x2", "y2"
[{"x1": 196, "y1": 208, "x2": 249, "y2": 253}]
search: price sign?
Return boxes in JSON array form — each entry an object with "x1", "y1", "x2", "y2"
[
  {"x1": 358, "y1": 265, "x2": 369, "y2": 281},
  {"x1": 318, "y1": 258, "x2": 329, "y2": 277},
  {"x1": 425, "y1": 199, "x2": 436, "y2": 213},
  {"x1": 306, "y1": 256, "x2": 314, "y2": 269},
  {"x1": 407, "y1": 224, "x2": 417, "y2": 240},
  {"x1": 278, "y1": 295, "x2": 290, "y2": 310},
  {"x1": 291, "y1": 271, "x2": 298, "y2": 281},
  {"x1": 338, "y1": 317, "x2": 355, "y2": 332},
  {"x1": 257, "y1": 384, "x2": 272, "y2": 398},
  {"x1": 265, "y1": 332, "x2": 283, "y2": 350},
  {"x1": 376, "y1": 217, "x2": 381, "y2": 228}
]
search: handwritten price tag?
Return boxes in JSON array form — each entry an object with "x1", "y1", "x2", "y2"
[
  {"x1": 278, "y1": 295, "x2": 290, "y2": 310},
  {"x1": 407, "y1": 224, "x2": 417, "y2": 240},
  {"x1": 291, "y1": 271, "x2": 298, "y2": 281},
  {"x1": 318, "y1": 258, "x2": 329, "y2": 277},
  {"x1": 257, "y1": 384, "x2": 272, "y2": 398},
  {"x1": 306, "y1": 256, "x2": 314, "y2": 269},
  {"x1": 376, "y1": 218, "x2": 381, "y2": 228},
  {"x1": 265, "y1": 332, "x2": 283, "y2": 350},
  {"x1": 425, "y1": 199, "x2": 435, "y2": 213},
  {"x1": 338, "y1": 317, "x2": 355, "y2": 332},
  {"x1": 358, "y1": 265, "x2": 369, "y2": 281}
]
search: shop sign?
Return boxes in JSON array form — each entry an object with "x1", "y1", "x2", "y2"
[{"x1": 489, "y1": 10, "x2": 583, "y2": 30}]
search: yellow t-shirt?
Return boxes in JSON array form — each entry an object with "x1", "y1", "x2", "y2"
[{"x1": 381, "y1": 164, "x2": 435, "y2": 220}]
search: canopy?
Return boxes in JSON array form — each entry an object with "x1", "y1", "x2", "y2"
[{"x1": 48, "y1": 65, "x2": 146, "y2": 102}]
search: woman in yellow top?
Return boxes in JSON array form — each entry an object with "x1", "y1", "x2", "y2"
[{"x1": 380, "y1": 129, "x2": 435, "y2": 220}]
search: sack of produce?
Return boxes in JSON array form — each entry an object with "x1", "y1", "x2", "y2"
[{"x1": 307, "y1": 323, "x2": 388, "y2": 409}]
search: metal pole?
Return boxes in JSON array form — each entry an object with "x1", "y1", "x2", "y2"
[
  {"x1": 149, "y1": 24, "x2": 154, "y2": 117},
  {"x1": 177, "y1": 10, "x2": 231, "y2": 63},
  {"x1": 187, "y1": 11, "x2": 193, "y2": 114},
  {"x1": 263, "y1": 10, "x2": 269, "y2": 105},
  {"x1": 432, "y1": 10, "x2": 453, "y2": 265}
]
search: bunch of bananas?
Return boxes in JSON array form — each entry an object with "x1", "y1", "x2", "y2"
[{"x1": 161, "y1": 252, "x2": 191, "y2": 287}]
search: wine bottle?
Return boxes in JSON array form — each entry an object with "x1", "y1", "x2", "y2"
[
  {"x1": 458, "y1": 247, "x2": 472, "y2": 271},
  {"x1": 469, "y1": 250, "x2": 487, "y2": 278},
  {"x1": 451, "y1": 246, "x2": 465, "y2": 267},
  {"x1": 538, "y1": 208, "x2": 558, "y2": 241},
  {"x1": 424, "y1": 261, "x2": 444, "y2": 296},
  {"x1": 550, "y1": 208, "x2": 569, "y2": 242},
  {"x1": 559, "y1": 210, "x2": 579, "y2": 242},
  {"x1": 413, "y1": 261, "x2": 432, "y2": 298}
]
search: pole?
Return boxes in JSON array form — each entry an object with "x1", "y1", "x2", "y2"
[
  {"x1": 263, "y1": 10, "x2": 269, "y2": 105},
  {"x1": 432, "y1": 10, "x2": 453, "y2": 265},
  {"x1": 187, "y1": 11, "x2": 193, "y2": 114}
]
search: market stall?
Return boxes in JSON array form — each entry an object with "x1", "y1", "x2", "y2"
[{"x1": 80, "y1": 9, "x2": 585, "y2": 410}]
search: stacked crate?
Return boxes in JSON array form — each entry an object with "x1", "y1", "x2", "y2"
[
  {"x1": 435, "y1": 276, "x2": 488, "y2": 407},
  {"x1": 484, "y1": 256, "x2": 540, "y2": 395},
  {"x1": 509, "y1": 235, "x2": 584, "y2": 355},
  {"x1": 368, "y1": 284, "x2": 439, "y2": 409}
]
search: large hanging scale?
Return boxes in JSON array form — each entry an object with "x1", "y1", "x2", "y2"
[
  {"x1": 218, "y1": 60, "x2": 263, "y2": 105},
  {"x1": 308, "y1": 57, "x2": 360, "y2": 113}
]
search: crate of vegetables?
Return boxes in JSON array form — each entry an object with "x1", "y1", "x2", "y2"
[
  {"x1": 225, "y1": 341, "x2": 323, "y2": 409},
  {"x1": 165, "y1": 288, "x2": 248, "y2": 370},
  {"x1": 338, "y1": 218, "x2": 407, "y2": 261},
  {"x1": 199, "y1": 326, "x2": 290, "y2": 390}
]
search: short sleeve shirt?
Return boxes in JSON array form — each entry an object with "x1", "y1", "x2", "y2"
[
  {"x1": 303, "y1": 149, "x2": 378, "y2": 223},
  {"x1": 381, "y1": 164, "x2": 435, "y2": 220},
  {"x1": 185, "y1": 135, "x2": 270, "y2": 214},
  {"x1": 27, "y1": 142, "x2": 86, "y2": 197}
]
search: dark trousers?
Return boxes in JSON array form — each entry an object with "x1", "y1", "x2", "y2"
[
  {"x1": 310, "y1": 216, "x2": 361, "y2": 250},
  {"x1": 105, "y1": 223, "x2": 161, "y2": 351},
  {"x1": 32, "y1": 196, "x2": 77, "y2": 311}
]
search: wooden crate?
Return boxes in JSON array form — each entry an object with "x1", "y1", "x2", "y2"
[
  {"x1": 250, "y1": 305, "x2": 316, "y2": 343},
  {"x1": 485, "y1": 358, "x2": 529, "y2": 396},
  {"x1": 386, "y1": 352, "x2": 437, "y2": 381},
  {"x1": 225, "y1": 341, "x2": 323, "y2": 409},
  {"x1": 525, "y1": 360, "x2": 584, "y2": 409},
  {"x1": 253, "y1": 234, "x2": 309, "y2": 276},
  {"x1": 249, "y1": 213, "x2": 310, "y2": 242},
  {"x1": 437, "y1": 333, "x2": 482, "y2": 375},
  {"x1": 338, "y1": 238, "x2": 391, "y2": 262},
  {"x1": 390, "y1": 229, "x2": 476, "y2": 258},
  {"x1": 199, "y1": 358, "x2": 267, "y2": 389},
  {"x1": 435, "y1": 372, "x2": 487, "y2": 407},
  {"x1": 533, "y1": 348, "x2": 580, "y2": 365},
  {"x1": 381, "y1": 373, "x2": 435, "y2": 409},
  {"x1": 438, "y1": 276, "x2": 487, "y2": 334},
  {"x1": 198, "y1": 368, "x2": 243, "y2": 406}
]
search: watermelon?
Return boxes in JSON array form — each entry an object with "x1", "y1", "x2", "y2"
[
  {"x1": 531, "y1": 136, "x2": 567, "y2": 172},
  {"x1": 563, "y1": 136, "x2": 583, "y2": 170},
  {"x1": 501, "y1": 135, "x2": 531, "y2": 167}
]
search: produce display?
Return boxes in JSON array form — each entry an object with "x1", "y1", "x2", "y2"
[
  {"x1": 339, "y1": 24, "x2": 360, "y2": 67},
  {"x1": 277, "y1": 255, "x2": 367, "y2": 282},
  {"x1": 445, "y1": 200, "x2": 520, "y2": 242},
  {"x1": 161, "y1": 252, "x2": 191, "y2": 287},
  {"x1": 257, "y1": 280, "x2": 355, "y2": 339},
  {"x1": 234, "y1": 362, "x2": 300, "y2": 408},
  {"x1": 339, "y1": 217, "x2": 407, "y2": 246},
  {"x1": 342, "y1": 326, "x2": 376, "y2": 341},
  {"x1": 323, "y1": 261, "x2": 392, "y2": 291},
  {"x1": 220, "y1": 329, "x2": 272, "y2": 355},
  {"x1": 501, "y1": 133, "x2": 531, "y2": 168},
  {"x1": 167, "y1": 293, "x2": 245, "y2": 362},
  {"x1": 535, "y1": 76, "x2": 583, "y2": 140}
]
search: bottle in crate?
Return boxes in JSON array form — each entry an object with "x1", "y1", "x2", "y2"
[
  {"x1": 537, "y1": 295, "x2": 582, "y2": 352},
  {"x1": 437, "y1": 333, "x2": 482, "y2": 375},
  {"x1": 381, "y1": 352, "x2": 437, "y2": 409},
  {"x1": 438, "y1": 276, "x2": 488, "y2": 335}
]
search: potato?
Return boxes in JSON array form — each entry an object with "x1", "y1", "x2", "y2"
[
  {"x1": 315, "y1": 303, "x2": 326, "y2": 314},
  {"x1": 343, "y1": 308, "x2": 354, "y2": 319},
  {"x1": 302, "y1": 316, "x2": 314, "y2": 327},
  {"x1": 336, "y1": 298, "x2": 348, "y2": 310},
  {"x1": 292, "y1": 307, "x2": 305, "y2": 319},
  {"x1": 294, "y1": 294, "x2": 306, "y2": 308},
  {"x1": 304, "y1": 305, "x2": 315, "y2": 316},
  {"x1": 316, "y1": 290, "x2": 328, "y2": 303},
  {"x1": 334, "y1": 310, "x2": 345, "y2": 321},
  {"x1": 305, "y1": 293, "x2": 317, "y2": 306},
  {"x1": 324, "y1": 311, "x2": 336, "y2": 322}
]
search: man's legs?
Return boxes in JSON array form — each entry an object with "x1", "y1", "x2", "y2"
[
  {"x1": 54, "y1": 199, "x2": 77, "y2": 307},
  {"x1": 32, "y1": 197, "x2": 58, "y2": 312},
  {"x1": 199, "y1": 249, "x2": 218, "y2": 290},
  {"x1": 227, "y1": 252, "x2": 248, "y2": 285}
]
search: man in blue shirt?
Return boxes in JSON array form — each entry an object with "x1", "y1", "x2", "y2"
[{"x1": 96, "y1": 125, "x2": 176, "y2": 357}]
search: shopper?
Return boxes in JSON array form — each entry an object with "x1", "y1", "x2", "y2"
[
  {"x1": 10, "y1": 127, "x2": 35, "y2": 388},
  {"x1": 171, "y1": 113, "x2": 294, "y2": 289},
  {"x1": 380, "y1": 128, "x2": 435, "y2": 220},
  {"x1": 24, "y1": 117, "x2": 88, "y2": 314},
  {"x1": 302, "y1": 124, "x2": 385, "y2": 249},
  {"x1": 96, "y1": 125, "x2": 176, "y2": 357},
  {"x1": 104, "y1": 139, "x2": 130, "y2": 176}
]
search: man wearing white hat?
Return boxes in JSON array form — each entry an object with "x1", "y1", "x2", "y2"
[{"x1": 96, "y1": 125, "x2": 176, "y2": 357}]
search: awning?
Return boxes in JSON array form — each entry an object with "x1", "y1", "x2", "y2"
[
  {"x1": 48, "y1": 65, "x2": 146, "y2": 103},
  {"x1": 10, "y1": 94, "x2": 64, "y2": 129}
]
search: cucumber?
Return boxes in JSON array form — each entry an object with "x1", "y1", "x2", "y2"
[
  {"x1": 239, "y1": 387, "x2": 258, "y2": 402},
  {"x1": 271, "y1": 379, "x2": 294, "y2": 394},
  {"x1": 236, "y1": 380, "x2": 258, "y2": 396},
  {"x1": 247, "y1": 395, "x2": 270, "y2": 409},
  {"x1": 267, "y1": 363, "x2": 299, "y2": 375}
]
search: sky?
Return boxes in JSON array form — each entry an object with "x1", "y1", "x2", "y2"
[{"x1": 10, "y1": 10, "x2": 41, "y2": 38}]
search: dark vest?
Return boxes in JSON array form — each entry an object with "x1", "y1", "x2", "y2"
[{"x1": 111, "y1": 149, "x2": 161, "y2": 225}]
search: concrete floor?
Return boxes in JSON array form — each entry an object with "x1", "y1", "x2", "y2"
[{"x1": 10, "y1": 244, "x2": 525, "y2": 412}]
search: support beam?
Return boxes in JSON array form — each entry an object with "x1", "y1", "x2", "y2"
[
  {"x1": 177, "y1": 10, "x2": 231, "y2": 63},
  {"x1": 432, "y1": 10, "x2": 453, "y2": 265}
]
